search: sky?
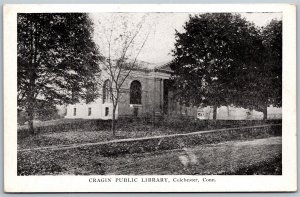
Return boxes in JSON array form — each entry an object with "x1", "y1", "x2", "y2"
[{"x1": 90, "y1": 12, "x2": 282, "y2": 64}]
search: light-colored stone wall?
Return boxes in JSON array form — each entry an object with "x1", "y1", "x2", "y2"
[
  {"x1": 117, "y1": 71, "x2": 179, "y2": 117},
  {"x1": 65, "y1": 98, "x2": 117, "y2": 120},
  {"x1": 64, "y1": 68, "x2": 197, "y2": 120}
]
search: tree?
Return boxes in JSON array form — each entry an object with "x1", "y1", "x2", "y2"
[
  {"x1": 262, "y1": 20, "x2": 282, "y2": 116},
  {"x1": 232, "y1": 20, "x2": 282, "y2": 120},
  {"x1": 17, "y1": 13, "x2": 102, "y2": 134},
  {"x1": 34, "y1": 101, "x2": 60, "y2": 121},
  {"x1": 93, "y1": 13, "x2": 152, "y2": 136},
  {"x1": 171, "y1": 13, "x2": 260, "y2": 119}
]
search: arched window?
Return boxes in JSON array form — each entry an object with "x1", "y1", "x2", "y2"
[
  {"x1": 103, "y1": 79, "x2": 111, "y2": 103},
  {"x1": 130, "y1": 80, "x2": 142, "y2": 104}
]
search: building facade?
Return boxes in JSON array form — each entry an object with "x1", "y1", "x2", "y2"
[
  {"x1": 65, "y1": 61, "x2": 198, "y2": 120},
  {"x1": 64, "y1": 60, "x2": 281, "y2": 121}
]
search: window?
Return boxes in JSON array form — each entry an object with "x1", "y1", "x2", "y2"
[
  {"x1": 73, "y1": 108, "x2": 76, "y2": 116},
  {"x1": 105, "y1": 107, "x2": 109, "y2": 116},
  {"x1": 88, "y1": 107, "x2": 91, "y2": 116},
  {"x1": 130, "y1": 80, "x2": 142, "y2": 104},
  {"x1": 103, "y1": 79, "x2": 112, "y2": 103}
]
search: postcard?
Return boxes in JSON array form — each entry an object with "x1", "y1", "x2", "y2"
[{"x1": 4, "y1": 4, "x2": 296, "y2": 192}]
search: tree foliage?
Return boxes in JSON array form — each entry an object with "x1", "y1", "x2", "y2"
[
  {"x1": 17, "y1": 13, "x2": 102, "y2": 133},
  {"x1": 255, "y1": 20, "x2": 282, "y2": 107},
  {"x1": 171, "y1": 13, "x2": 282, "y2": 119},
  {"x1": 223, "y1": 19, "x2": 282, "y2": 119}
]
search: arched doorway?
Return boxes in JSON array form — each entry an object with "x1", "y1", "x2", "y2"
[
  {"x1": 130, "y1": 80, "x2": 142, "y2": 116},
  {"x1": 130, "y1": 80, "x2": 142, "y2": 105}
]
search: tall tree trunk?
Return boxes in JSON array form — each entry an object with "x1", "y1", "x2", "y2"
[
  {"x1": 262, "y1": 104, "x2": 268, "y2": 121},
  {"x1": 27, "y1": 89, "x2": 35, "y2": 134},
  {"x1": 27, "y1": 18, "x2": 38, "y2": 135},
  {"x1": 111, "y1": 105, "x2": 117, "y2": 137},
  {"x1": 213, "y1": 105, "x2": 217, "y2": 120},
  {"x1": 27, "y1": 64, "x2": 36, "y2": 134},
  {"x1": 152, "y1": 109, "x2": 155, "y2": 128},
  {"x1": 27, "y1": 107, "x2": 35, "y2": 135}
]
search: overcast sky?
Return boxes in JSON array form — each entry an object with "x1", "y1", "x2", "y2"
[{"x1": 90, "y1": 12, "x2": 282, "y2": 64}]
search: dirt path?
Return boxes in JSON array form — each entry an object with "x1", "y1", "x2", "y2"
[{"x1": 104, "y1": 136, "x2": 282, "y2": 175}]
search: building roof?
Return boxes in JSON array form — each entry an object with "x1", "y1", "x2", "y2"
[
  {"x1": 153, "y1": 61, "x2": 174, "y2": 73},
  {"x1": 101, "y1": 58, "x2": 174, "y2": 74},
  {"x1": 134, "y1": 60, "x2": 158, "y2": 70},
  {"x1": 134, "y1": 59, "x2": 173, "y2": 73}
]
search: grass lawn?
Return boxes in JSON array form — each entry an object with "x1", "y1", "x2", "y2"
[
  {"x1": 18, "y1": 136, "x2": 281, "y2": 175},
  {"x1": 18, "y1": 127, "x2": 180, "y2": 150},
  {"x1": 18, "y1": 118, "x2": 281, "y2": 150}
]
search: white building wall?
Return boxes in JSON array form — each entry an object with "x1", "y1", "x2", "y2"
[
  {"x1": 197, "y1": 106, "x2": 282, "y2": 120},
  {"x1": 65, "y1": 98, "x2": 118, "y2": 120},
  {"x1": 64, "y1": 68, "x2": 173, "y2": 120}
]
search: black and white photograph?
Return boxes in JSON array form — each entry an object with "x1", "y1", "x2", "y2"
[{"x1": 4, "y1": 4, "x2": 296, "y2": 192}]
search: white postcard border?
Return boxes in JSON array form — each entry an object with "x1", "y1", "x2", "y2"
[{"x1": 4, "y1": 4, "x2": 297, "y2": 192}]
